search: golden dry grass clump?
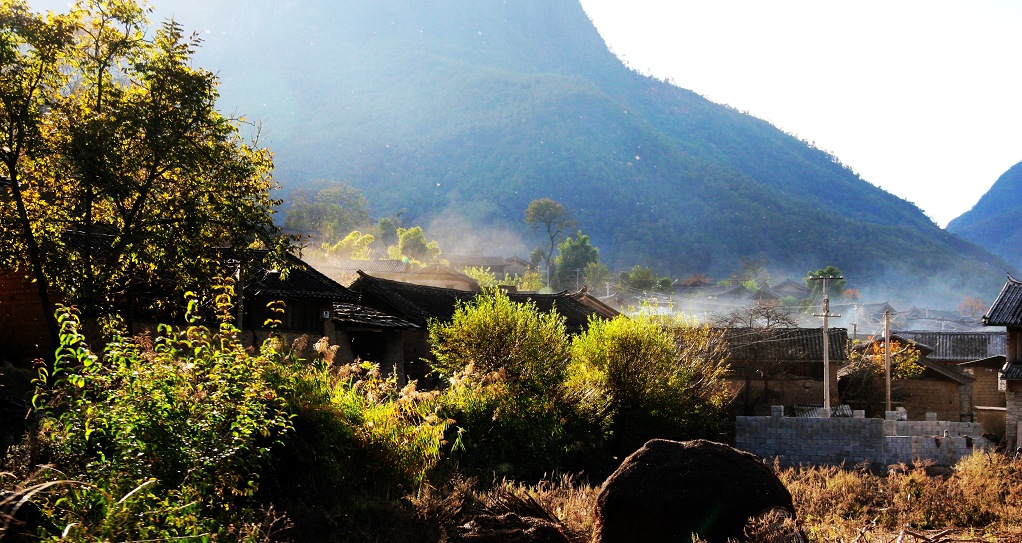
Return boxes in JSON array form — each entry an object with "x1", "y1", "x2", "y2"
[{"x1": 421, "y1": 452, "x2": 1022, "y2": 543}]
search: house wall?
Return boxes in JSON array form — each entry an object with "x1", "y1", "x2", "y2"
[
  {"x1": 402, "y1": 329, "x2": 436, "y2": 387},
  {"x1": 0, "y1": 271, "x2": 52, "y2": 363},
  {"x1": 1007, "y1": 386, "x2": 1022, "y2": 451},
  {"x1": 1012, "y1": 328, "x2": 1021, "y2": 364},
  {"x1": 728, "y1": 366, "x2": 840, "y2": 416},
  {"x1": 896, "y1": 379, "x2": 963, "y2": 422},
  {"x1": 973, "y1": 408, "x2": 1006, "y2": 439},
  {"x1": 965, "y1": 367, "x2": 1006, "y2": 408},
  {"x1": 736, "y1": 407, "x2": 990, "y2": 467}
]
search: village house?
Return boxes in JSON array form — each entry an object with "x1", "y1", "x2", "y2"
[
  {"x1": 444, "y1": 255, "x2": 513, "y2": 279},
  {"x1": 238, "y1": 251, "x2": 358, "y2": 347},
  {"x1": 894, "y1": 330, "x2": 1007, "y2": 369},
  {"x1": 317, "y1": 258, "x2": 480, "y2": 291},
  {"x1": 723, "y1": 327, "x2": 846, "y2": 416},
  {"x1": 984, "y1": 275, "x2": 1022, "y2": 450},
  {"x1": 846, "y1": 334, "x2": 977, "y2": 422}
]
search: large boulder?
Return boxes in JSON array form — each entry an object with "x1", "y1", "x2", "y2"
[{"x1": 593, "y1": 439, "x2": 798, "y2": 543}]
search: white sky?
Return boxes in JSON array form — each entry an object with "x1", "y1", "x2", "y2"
[{"x1": 579, "y1": 0, "x2": 1022, "y2": 227}]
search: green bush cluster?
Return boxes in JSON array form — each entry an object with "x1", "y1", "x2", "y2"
[
  {"x1": 28, "y1": 304, "x2": 295, "y2": 541},
  {"x1": 5, "y1": 288, "x2": 732, "y2": 540},
  {"x1": 428, "y1": 289, "x2": 732, "y2": 478}
]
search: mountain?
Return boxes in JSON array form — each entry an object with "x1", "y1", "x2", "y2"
[
  {"x1": 33, "y1": 0, "x2": 1014, "y2": 299},
  {"x1": 946, "y1": 161, "x2": 1022, "y2": 270}
]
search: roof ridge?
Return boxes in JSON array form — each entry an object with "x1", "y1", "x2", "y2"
[{"x1": 355, "y1": 272, "x2": 432, "y2": 323}]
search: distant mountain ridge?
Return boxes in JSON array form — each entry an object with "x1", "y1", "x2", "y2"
[
  {"x1": 42, "y1": 0, "x2": 1012, "y2": 298},
  {"x1": 947, "y1": 161, "x2": 1022, "y2": 270}
]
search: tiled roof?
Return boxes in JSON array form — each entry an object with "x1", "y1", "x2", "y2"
[
  {"x1": 506, "y1": 291, "x2": 603, "y2": 332},
  {"x1": 850, "y1": 334, "x2": 934, "y2": 357},
  {"x1": 445, "y1": 255, "x2": 510, "y2": 269},
  {"x1": 331, "y1": 302, "x2": 419, "y2": 329},
  {"x1": 724, "y1": 327, "x2": 848, "y2": 363},
  {"x1": 894, "y1": 331, "x2": 1006, "y2": 361},
  {"x1": 1002, "y1": 363, "x2": 1022, "y2": 381},
  {"x1": 984, "y1": 275, "x2": 1022, "y2": 326},
  {"x1": 917, "y1": 357, "x2": 973, "y2": 385},
  {"x1": 244, "y1": 251, "x2": 356, "y2": 302},
  {"x1": 958, "y1": 355, "x2": 1006, "y2": 369},
  {"x1": 349, "y1": 272, "x2": 604, "y2": 331},
  {"x1": 322, "y1": 259, "x2": 411, "y2": 274}
]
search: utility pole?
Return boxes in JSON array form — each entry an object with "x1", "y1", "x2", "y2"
[
  {"x1": 852, "y1": 303, "x2": 859, "y2": 341},
  {"x1": 884, "y1": 309, "x2": 892, "y2": 412},
  {"x1": 811, "y1": 274, "x2": 843, "y2": 417}
]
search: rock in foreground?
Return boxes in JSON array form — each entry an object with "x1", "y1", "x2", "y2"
[{"x1": 593, "y1": 439, "x2": 798, "y2": 543}]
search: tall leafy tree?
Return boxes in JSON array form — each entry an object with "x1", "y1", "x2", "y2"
[
  {"x1": 0, "y1": 0, "x2": 282, "y2": 323},
  {"x1": 386, "y1": 225, "x2": 441, "y2": 266},
  {"x1": 0, "y1": 0, "x2": 75, "y2": 341},
  {"x1": 805, "y1": 265, "x2": 847, "y2": 299},
  {"x1": 554, "y1": 230, "x2": 599, "y2": 290},
  {"x1": 524, "y1": 197, "x2": 574, "y2": 286}
]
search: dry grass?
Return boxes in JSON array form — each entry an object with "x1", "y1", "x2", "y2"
[
  {"x1": 778, "y1": 452, "x2": 1022, "y2": 543},
  {"x1": 410, "y1": 451, "x2": 1022, "y2": 543}
]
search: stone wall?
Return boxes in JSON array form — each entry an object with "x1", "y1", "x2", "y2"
[{"x1": 736, "y1": 406, "x2": 989, "y2": 467}]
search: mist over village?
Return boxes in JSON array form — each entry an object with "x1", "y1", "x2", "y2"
[{"x1": 3, "y1": 1, "x2": 1022, "y2": 542}]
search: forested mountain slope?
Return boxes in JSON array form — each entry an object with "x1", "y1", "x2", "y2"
[
  {"x1": 947, "y1": 161, "x2": 1022, "y2": 270},
  {"x1": 47, "y1": 0, "x2": 1012, "y2": 296}
]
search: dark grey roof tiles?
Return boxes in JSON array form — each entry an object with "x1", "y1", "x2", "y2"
[
  {"x1": 244, "y1": 251, "x2": 356, "y2": 302},
  {"x1": 349, "y1": 272, "x2": 603, "y2": 332},
  {"x1": 984, "y1": 275, "x2": 1022, "y2": 326},
  {"x1": 331, "y1": 302, "x2": 419, "y2": 329},
  {"x1": 724, "y1": 327, "x2": 848, "y2": 363}
]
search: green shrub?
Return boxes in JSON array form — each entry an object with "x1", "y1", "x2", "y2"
[
  {"x1": 429, "y1": 289, "x2": 570, "y2": 394},
  {"x1": 29, "y1": 304, "x2": 294, "y2": 541},
  {"x1": 428, "y1": 289, "x2": 576, "y2": 480},
  {"x1": 566, "y1": 314, "x2": 731, "y2": 457}
]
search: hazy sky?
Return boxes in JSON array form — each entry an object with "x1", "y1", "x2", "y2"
[{"x1": 580, "y1": 0, "x2": 1022, "y2": 227}]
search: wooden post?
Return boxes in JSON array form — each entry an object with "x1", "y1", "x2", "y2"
[{"x1": 885, "y1": 310, "x2": 892, "y2": 412}]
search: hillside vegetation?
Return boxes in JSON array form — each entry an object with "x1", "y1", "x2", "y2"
[
  {"x1": 947, "y1": 161, "x2": 1022, "y2": 271},
  {"x1": 123, "y1": 0, "x2": 1016, "y2": 298}
]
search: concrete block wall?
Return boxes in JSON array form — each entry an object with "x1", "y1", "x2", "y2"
[
  {"x1": 736, "y1": 406, "x2": 990, "y2": 467},
  {"x1": 735, "y1": 410, "x2": 883, "y2": 466}
]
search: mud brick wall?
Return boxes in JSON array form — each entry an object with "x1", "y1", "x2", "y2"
[
  {"x1": 736, "y1": 407, "x2": 988, "y2": 467},
  {"x1": 968, "y1": 367, "x2": 1006, "y2": 408},
  {"x1": 0, "y1": 271, "x2": 52, "y2": 362},
  {"x1": 896, "y1": 379, "x2": 962, "y2": 422}
]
